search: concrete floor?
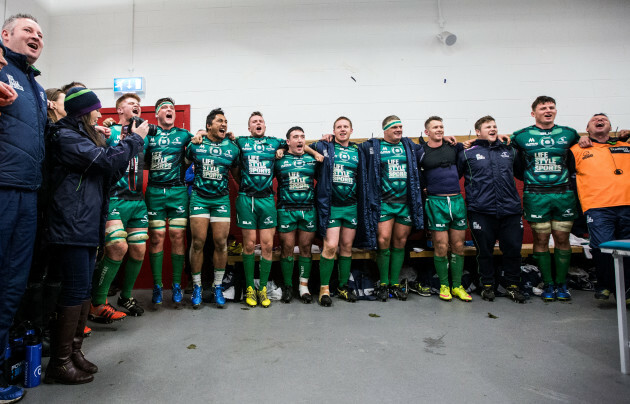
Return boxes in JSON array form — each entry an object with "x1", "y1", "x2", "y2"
[{"x1": 25, "y1": 289, "x2": 630, "y2": 404}]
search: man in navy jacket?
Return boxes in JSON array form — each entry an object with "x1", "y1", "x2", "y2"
[
  {"x1": 457, "y1": 116, "x2": 526, "y2": 303},
  {"x1": 0, "y1": 13, "x2": 46, "y2": 402},
  {"x1": 357, "y1": 115, "x2": 424, "y2": 302}
]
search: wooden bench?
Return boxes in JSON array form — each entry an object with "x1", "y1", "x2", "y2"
[{"x1": 226, "y1": 244, "x2": 584, "y2": 265}]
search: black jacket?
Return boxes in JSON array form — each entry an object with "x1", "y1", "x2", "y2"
[
  {"x1": 457, "y1": 139, "x2": 522, "y2": 216},
  {"x1": 46, "y1": 116, "x2": 144, "y2": 246}
]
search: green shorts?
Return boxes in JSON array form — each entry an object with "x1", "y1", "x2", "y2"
[
  {"x1": 328, "y1": 205, "x2": 358, "y2": 229},
  {"x1": 523, "y1": 190, "x2": 578, "y2": 223},
  {"x1": 277, "y1": 208, "x2": 317, "y2": 233},
  {"x1": 107, "y1": 198, "x2": 148, "y2": 228},
  {"x1": 379, "y1": 202, "x2": 412, "y2": 225},
  {"x1": 236, "y1": 194, "x2": 277, "y2": 229},
  {"x1": 189, "y1": 191, "x2": 231, "y2": 222},
  {"x1": 425, "y1": 194, "x2": 467, "y2": 231},
  {"x1": 145, "y1": 186, "x2": 189, "y2": 230}
]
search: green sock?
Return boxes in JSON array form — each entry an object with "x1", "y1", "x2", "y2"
[
  {"x1": 450, "y1": 253, "x2": 464, "y2": 287},
  {"x1": 319, "y1": 256, "x2": 334, "y2": 287},
  {"x1": 376, "y1": 249, "x2": 391, "y2": 285},
  {"x1": 171, "y1": 253, "x2": 185, "y2": 285},
  {"x1": 298, "y1": 256, "x2": 312, "y2": 279},
  {"x1": 338, "y1": 255, "x2": 352, "y2": 287},
  {"x1": 92, "y1": 256, "x2": 122, "y2": 305},
  {"x1": 434, "y1": 255, "x2": 449, "y2": 286},
  {"x1": 390, "y1": 248, "x2": 405, "y2": 286},
  {"x1": 259, "y1": 258, "x2": 272, "y2": 288},
  {"x1": 281, "y1": 256, "x2": 294, "y2": 286},
  {"x1": 242, "y1": 253, "x2": 255, "y2": 289},
  {"x1": 120, "y1": 257, "x2": 143, "y2": 299},
  {"x1": 533, "y1": 251, "x2": 553, "y2": 284},
  {"x1": 554, "y1": 248, "x2": 572, "y2": 284},
  {"x1": 149, "y1": 251, "x2": 164, "y2": 287}
]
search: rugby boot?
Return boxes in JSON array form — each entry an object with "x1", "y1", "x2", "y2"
[
  {"x1": 281, "y1": 285, "x2": 293, "y2": 303},
  {"x1": 83, "y1": 326, "x2": 91, "y2": 337},
  {"x1": 191, "y1": 285, "x2": 202, "y2": 309},
  {"x1": 389, "y1": 284, "x2": 408, "y2": 301},
  {"x1": 556, "y1": 283, "x2": 571, "y2": 301},
  {"x1": 117, "y1": 296, "x2": 144, "y2": 316},
  {"x1": 152, "y1": 284, "x2": 163, "y2": 305},
  {"x1": 319, "y1": 286, "x2": 332, "y2": 307},
  {"x1": 71, "y1": 300, "x2": 98, "y2": 374},
  {"x1": 541, "y1": 283, "x2": 556, "y2": 302},
  {"x1": 451, "y1": 286, "x2": 472, "y2": 302},
  {"x1": 439, "y1": 285, "x2": 452, "y2": 301},
  {"x1": 214, "y1": 285, "x2": 226, "y2": 308},
  {"x1": 375, "y1": 284, "x2": 389, "y2": 302},
  {"x1": 88, "y1": 302, "x2": 126, "y2": 323},
  {"x1": 594, "y1": 289, "x2": 611, "y2": 300},
  {"x1": 258, "y1": 286, "x2": 271, "y2": 308},
  {"x1": 506, "y1": 285, "x2": 526, "y2": 303},
  {"x1": 245, "y1": 286, "x2": 258, "y2": 308},
  {"x1": 337, "y1": 285, "x2": 357, "y2": 302},
  {"x1": 481, "y1": 285, "x2": 495, "y2": 302},
  {"x1": 172, "y1": 283, "x2": 183, "y2": 307}
]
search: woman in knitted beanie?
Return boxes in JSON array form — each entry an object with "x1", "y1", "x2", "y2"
[{"x1": 44, "y1": 87, "x2": 149, "y2": 385}]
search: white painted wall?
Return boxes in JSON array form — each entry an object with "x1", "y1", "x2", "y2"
[{"x1": 12, "y1": 0, "x2": 630, "y2": 138}]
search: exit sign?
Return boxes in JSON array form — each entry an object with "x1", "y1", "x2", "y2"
[{"x1": 114, "y1": 77, "x2": 145, "y2": 94}]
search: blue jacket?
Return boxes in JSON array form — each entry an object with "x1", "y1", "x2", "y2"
[
  {"x1": 46, "y1": 117, "x2": 144, "y2": 246},
  {"x1": 457, "y1": 139, "x2": 522, "y2": 216},
  {"x1": 356, "y1": 137, "x2": 424, "y2": 249},
  {"x1": 313, "y1": 140, "x2": 360, "y2": 239},
  {"x1": 0, "y1": 47, "x2": 47, "y2": 190}
]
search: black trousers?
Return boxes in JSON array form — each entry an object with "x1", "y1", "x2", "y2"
[{"x1": 468, "y1": 212, "x2": 523, "y2": 286}]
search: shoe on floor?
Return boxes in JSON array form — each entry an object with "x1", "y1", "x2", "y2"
[
  {"x1": 439, "y1": 285, "x2": 452, "y2": 301},
  {"x1": 481, "y1": 285, "x2": 495, "y2": 302},
  {"x1": 172, "y1": 283, "x2": 183, "y2": 304},
  {"x1": 375, "y1": 284, "x2": 389, "y2": 302},
  {"x1": 214, "y1": 285, "x2": 226, "y2": 308},
  {"x1": 594, "y1": 289, "x2": 610, "y2": 300},
  {"x1": 541, "y1": 283, "x2": 556, "y2": 302},
  {"x1": 451, "y1": 286, "x2": 472, "y2": 302},
  {"x1": 506, "y1": 285, "x2": 526, "y2": 303},
  {"x1": 152, "y1": 284, "x2": 163, "y2": 305},
  {"x1": 556, "y1": 283, "x2": 571, "y2": 301},
  {"x1": 258, "y1": 286, "x2": 271, "y2": 308},
  {"x1": 389, "y1": 284, "x2": 408, "y2": 301},
  {"x1": 245, "y1": 286, "x2": 258, "y2": 308},
  {"x1": 117, "y1": 296, "x2": 144, "y2": 316},
  {"x1": 191, "y1": 284, "x2": 202, "y2": 309},
  {"x1": 281, "y1": 285, "x2": 293, "y2": 303},
  {"x1": 0, "y1": 374, "x2": 24, "y2": 404},
  {"x1": 88, "y1": 302, "x2": 126, "y2": 323},
  {"x1": 337, "y1": 285, "x2": 357, "y2": 302}
]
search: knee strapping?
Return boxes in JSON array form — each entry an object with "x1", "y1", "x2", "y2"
[
  {"x1": 105, "y1": 224, "x2": 127, "y2": 246},
  {"x1": 551, "y1": 220, "x2": 573, "y2": 232},
  {"x1": 149, "y1": 219, "x2": 166, "y2": 231},
  {"x1": 127, "y1": 230, "x2": 149, "y2": 244},
  {"x1": 530, "y1": 221, "x2": 551, "y2": 234},
  {"x1": 169, "y1": 218, "x2": 187, "y2": 229}
]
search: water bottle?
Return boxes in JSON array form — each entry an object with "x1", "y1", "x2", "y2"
[{"x1": 24, "y1": 334, "x2": 42, "y2": 388}]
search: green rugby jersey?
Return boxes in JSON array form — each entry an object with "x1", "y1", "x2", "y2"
[
  {"x1": 107, "y1": 125, "x2": 147, "y2": 201},
  {"x1": 332, "y1": 142, "x2": 359, "y2": 206},
  {"x1": 380, "y1": 140, "x2": 408, "y2": 203},
  {"x1": 236, "y1": 136, "x2": 286, "y2": 197},
  {"x1": 186, "y1": 137, "x2": 240, "y2": 197},
  {"x1": 511, "y1": 125, "x2": 579, "y2": 188},
  {"x1": 145, "y1": 126, "x2": 193, "y2": 187},
  {"x1": 274, "y1": 152, "x2": 317, "y2": 209}
]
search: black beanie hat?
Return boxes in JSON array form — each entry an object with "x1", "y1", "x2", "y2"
[{"x1": 64, "y1": 87, "x2": 102, "y2": 117}]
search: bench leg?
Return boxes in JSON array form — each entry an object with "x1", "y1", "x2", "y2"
[{"x1": 613, "y1": 254, "x2": 630, "y2": 374}]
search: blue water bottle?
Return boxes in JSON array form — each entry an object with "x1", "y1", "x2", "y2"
[{"x1": 24, "y1": 334, "x2": 42, "y2": 388}]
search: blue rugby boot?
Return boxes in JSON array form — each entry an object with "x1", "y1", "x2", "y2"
[
  {"x1": 541, "y1": 283, "x2": 556, "y2": 302},
  {"x1": 191, "y1": 284, "x2": 202, "y2": 309},
  {"x1": 172, "y1": 283, "x2": 183, "y2": 307},
  {"x1": 556, "y1": 283, "x2": 572, "y2": 301},
  {"x1": 152, "y1": 284, "x2": 163, "y2": 305},
  {"x1": 214, "y1": 285, "x2": 226, "y2": 308}
]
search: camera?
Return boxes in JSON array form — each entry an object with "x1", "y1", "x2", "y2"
[{"x1": 127, "y1": 116, "x2": 158, "y2": 137}]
